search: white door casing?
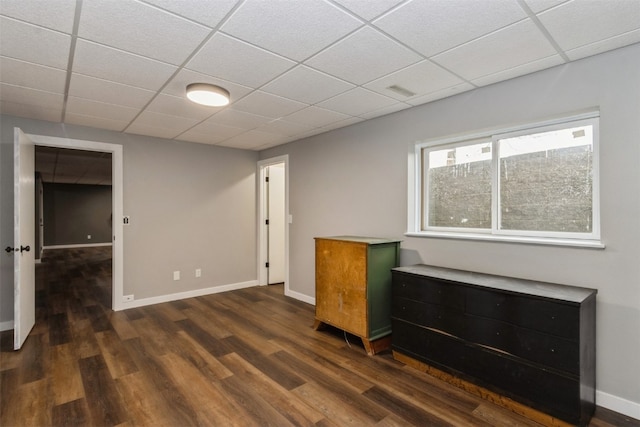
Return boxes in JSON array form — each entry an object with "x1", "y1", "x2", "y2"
[{"x1": 13, "y1": 128, "x2": 36, "y2": 350}]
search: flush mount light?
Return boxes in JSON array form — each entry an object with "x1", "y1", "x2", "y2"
[{"x1": 186, "y1": 83, "x2": 230, "y2": 107}]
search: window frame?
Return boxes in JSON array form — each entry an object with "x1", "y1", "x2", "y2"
[{"x1": 408, "y1": 111, "x2": 603, "y2": 248}]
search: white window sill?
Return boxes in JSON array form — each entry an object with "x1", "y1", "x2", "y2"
[{"x1": 405, "y1": 231, "x2": 605, "y2": 249}]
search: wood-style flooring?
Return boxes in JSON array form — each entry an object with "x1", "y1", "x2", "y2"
[{"x1": 1, "y1": 247, "x2": 637, "y2": 427}]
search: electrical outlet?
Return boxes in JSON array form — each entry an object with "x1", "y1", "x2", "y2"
[
  {"x1": 173, "y1": 271, "x2": 180, "y2": 281},
  {"x1": 123, "y1": 294, "x2": 134, "y2": 302},
  {"x1": 87, "y1": 234, "x2": 92, "y2": 240},
  {"x1": 195, "y1": 268, "x2": 202, "y2": 278}
]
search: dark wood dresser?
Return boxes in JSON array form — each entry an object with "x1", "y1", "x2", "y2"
[{"x1": 391, "y1": 264, "x2": 597, "y2": 426}]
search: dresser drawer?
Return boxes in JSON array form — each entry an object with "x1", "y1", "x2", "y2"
[
  {"x1": 392, "y1": 272, "x2": 465, "y2": 310},
  {"x1": 465, "y1": 287, "x2": 579, "y2": 339},
  {"x1": 465, "y1": 344, "x2": 582, "y2": 425},
  {"x1": 392, "y1": 297, "x2": 465, "y2": 337},
  {"x1": 464, "y1": 315, "x2": 579, "y2": 375},
  {"x1": 391, "y1": 319, "x2": 466, "y2": 374}
]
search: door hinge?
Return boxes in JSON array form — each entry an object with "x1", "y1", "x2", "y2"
[
  {"x1": 265, "y1": 176, "x2": 269, "y2": 182},
  {"x1": 265, "y1": 262, "x2": 269, "y2": 268},
  {"x1": 265, "y1": 219, "x2": 269, "y2": 225}
]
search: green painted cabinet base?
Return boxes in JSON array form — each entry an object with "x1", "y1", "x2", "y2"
[{"x1": 314, "y1": 236, "x2": 401, "y2": 355}]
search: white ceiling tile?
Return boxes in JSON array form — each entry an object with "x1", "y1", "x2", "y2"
[
  {"x1": 405, "y1": 82, "x2": 475, "y2": 106},
  {"x1": 565, "y1": 29, "x2": 640, "y2": 61},
  {"x1": 306, "y1": 26, "x2": 422, "y2": 85},
  {"x1": 146, "y1": 93, "x2": 219, "y2": 120},
  {"x1": 432, "y1": 20, "x2": 559, "y2": 81},
  {"x1": 283, "y1": 106, "x2": 352, "y2": 128},
  {"x1": 68, "y1": 73, "x2": 156, "y2": 108},
  {"x1": 143, "y1": 0, "x2": 241, "y2": 28},
  {"x1": 207, "y1": 108, "x2": 272, "y2": 129},
  {"x1": 373, "y1": 0, "x2": 527, "y2": 56},
  {"x1": 179, "y1": 119, "x2": 246, "y2": 141},
  {"x1": 316, "y1": 87, "x2": 398, "y2": 116},
  {"x1": 231, "y1": 91, "x2": 308, "y2": 119},
  {"x1": 0, "y1": 0, "x2": 76, "y2": 33},
  {"x1": 319, "y1": 116, "x2": 364, "y2": 131},
  {"x1": 221, "y1": 0, "x2": 362, "y2": 61},
  {"x1": 332, "y1": 0, "x2": 406, "y2": 21},
  {"x1": 521, "y1": 0, "x2": 567, "y2": 14},
  {"x1": 0, "y1": 57, "x2": 67, "y2": 93},
  {"x1": 126, "y1": 111, "x2": 200, "y2": 139},
  {"x1": 187, "y1": 33, "x2": 296, "y2": 88},
  {"x1": 471, "y1": 54, "x2": 564, "y2": 87},
  {"x1": 0, "y1": 100, "x2": 62, "y2": 122},
  {"x1": 538, "y1": 0, "x2": 640, "y2": 51},
  {"x1": 364, "y1": 60, "x2": 465, "y2": 101},
  {"x1": 162, "y1": 69, "x2": 253, "y2": 102},
  {"x1": 256, "y1": 119, "x2": 316, "y2": 137},
  {"x1": 180, "y1": 120, "x2": 246, "y2": 140},
  {"x1": 0, "y1": 83, "x2": 64, "y2": 109},
  {"x1": 219, "y1": 130, "x2": 284, "y2": 150},
  {"x1": 66, "y1": 97, "x2": 139, "y2": 122},
  {"x1": 73, "y1": 40, "x2": 178, "y2": 90},
  {"x1": 261, "y1": 66, "x2": 355, "y2": 105},
  {"x1": 64, "y1": 112, "x2": 130, "y2": 132},
  {"x1": 359, "y1": 102, "x2": 411, "y2": 120},
  {"x1": 78, "y1": 0, "x2": 211, "y2": 65},
  {"x1": 0, "y1": 17, "x2": 71, "y2": 69}
]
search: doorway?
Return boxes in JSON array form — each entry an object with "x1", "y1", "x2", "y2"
[
  {"x1": 27, "y1": 133, "x2": 124, "y2": 310},
  {"x1": 257, "y1": 156, "x2": 289, "y2": 294}
]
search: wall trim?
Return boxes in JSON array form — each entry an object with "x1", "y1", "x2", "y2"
[
  {"x1": 119, "y1": 280, "x2": 258, "y2": 309},
  {"x1": 44, "y1": 243, "x2": 113, "y2": 250},
  {"x1": 286, "y1": 289, "x2": 315, "y2": 306},
  {"x1": 596, "y1": 390, "x2": 640, "y2": 420},
  {"x1": 0, "y1": 321, "x2": 13, "y2": 332}
]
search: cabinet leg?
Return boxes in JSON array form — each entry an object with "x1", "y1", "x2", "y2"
[
  {"x1": 361, "y1": 335, "x2": 392, "y2": 356},
  {"x1": 312, "y1": 319, "x2": 326, "y2": 331}
]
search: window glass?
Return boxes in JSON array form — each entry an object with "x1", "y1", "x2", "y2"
[
  {"x1": 498, "y1": 125, "x2": 593, "y2": 233},
  {"x1": 425, "y1": 142, "x2": 492, "y2": 229}
]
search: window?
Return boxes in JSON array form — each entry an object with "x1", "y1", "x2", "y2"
[{"x1": 410, "y1": 113, "x2": 602, "y2": 247}]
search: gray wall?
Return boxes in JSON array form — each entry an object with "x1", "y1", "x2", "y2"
[
  {"x1": 42, "y1": 183, "x2": 112, "y2": 246},
  {"x1": 261, "y1": 44, "x2": 640, "y2": 408},
  {"x1": 1, "y1": 117, "x2": 258, "y2": 314}
]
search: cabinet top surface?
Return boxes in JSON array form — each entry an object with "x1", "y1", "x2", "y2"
[
  {"x1": 315, "y1": 236, "x2": 402, "y2": 245},
  {"x1": 393, "y1": 264, "x2": 596, "y2": 303}
]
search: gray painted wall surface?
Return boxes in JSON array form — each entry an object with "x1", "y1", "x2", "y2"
[
  {"x1": 260, "y1": 44, "x2": 640, "y2": 406},
  {"x1": 1, "y1": 118, "x2": 258, "y2": 316},
  {"x1": 43, "y1": 183, "x2": 112, "y2": 246}
]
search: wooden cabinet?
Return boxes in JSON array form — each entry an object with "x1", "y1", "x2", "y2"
[
  {"x1": 391, "y1": 265, "x2": 596, "y2": 426},
  {"x1": 314, "y1": 236, "x2": 401, "y2": 355}
]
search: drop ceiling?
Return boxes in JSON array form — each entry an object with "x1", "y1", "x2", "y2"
[{"x1": 1, "y1": 0, "x2": 639, "y2": 151}]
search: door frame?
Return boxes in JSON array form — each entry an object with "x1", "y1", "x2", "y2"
[
  {"x1": 257, "y1": 155, "x2": 289, "y2": 294},
  {"x1": 28, "y1": 133, "x2": 125, "y2": 311}
]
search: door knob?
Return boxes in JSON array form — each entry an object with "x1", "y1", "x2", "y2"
[
  {"x1": 5, "y1": 246, "x2": 17, "y2": 253},
  {"x1": 20, "y1": 245, "x2": 30, "y2": 253}
]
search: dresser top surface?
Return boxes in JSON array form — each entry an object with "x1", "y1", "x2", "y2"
[
  {"x1": 393, "y1": 264, "x2": 597, "y2": 303},
  {"x1": 315, "y1": 236, "x2": 402, "y2": 245}
]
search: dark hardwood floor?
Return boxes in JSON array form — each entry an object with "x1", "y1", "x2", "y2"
[{"x1": 1, "y1": 247, "x2": 637, "y2": 426}]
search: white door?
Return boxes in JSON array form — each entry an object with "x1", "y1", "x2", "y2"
[
  {"x1": 267, "y1": 164, "x2": 285, "y2": 284},
  {"x1": 13, "y1": 128, "x2": 36, "y2": 350}
]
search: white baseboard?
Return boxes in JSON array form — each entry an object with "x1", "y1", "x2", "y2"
[
  {"x1": 118, "y1": 280, "x2": 258, "y2": 310},
  {"x1": 285, "y1": 288, "x2": 315, "y2": 305},
  {"x1": 597, "y1": 390, "x2": 640, "y2": 420},
  {"x1": 44, "y1": 243, "x2": 113, "y2": 250},
  {"x1": 0, "y1": 320, "x2": 13, "y2": 332}
]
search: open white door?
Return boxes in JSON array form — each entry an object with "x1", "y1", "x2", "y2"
[
  {"x1": 267, "y1": 164, "x2": 285, "y2": 284},
  {"x1": 13, "y1": 128, "x2": 36, "y2": 350}
]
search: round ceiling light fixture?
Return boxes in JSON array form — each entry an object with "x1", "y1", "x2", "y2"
[{"x1": 186, "y1": 83, "x2": 230, "y2": 107}]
